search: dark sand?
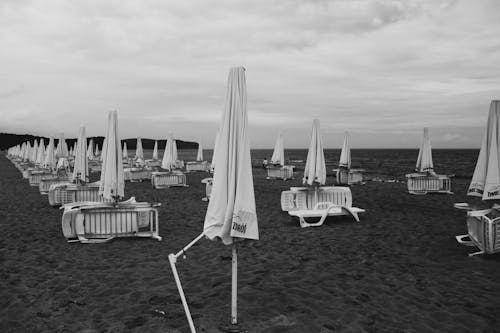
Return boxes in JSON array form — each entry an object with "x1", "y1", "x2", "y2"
[{"x1": 1, "y1": 154, "x2": 499, "y2": 333}]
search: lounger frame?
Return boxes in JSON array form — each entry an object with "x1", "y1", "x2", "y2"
[
  {"x1": 186, "y1": 161, "x2": 210, "y2": 172},
  {"x1": 336, "y1": 168, "x2": 364, "y2": 185},
  {"x1": 124, "y1": 168, "x2": 152, "y2": 182},
  {"x1": 406, "y1": 173, "x2": 453, "y2": 195},
  {"x1": 456, "y1": 209, "x2": 500, "y2": 256},
  {"x1": 266, "y1": 165, "x2": 294, "y2": 180},
  {"x1": 39, "y1": 175, "x2": 71, "y2": 194},
  {"x1": 151, "y1": 171, "x2": 188, "y2": 189},
  {"x1": 48, "y1": 183, "x2": 109, "y2": 206}
]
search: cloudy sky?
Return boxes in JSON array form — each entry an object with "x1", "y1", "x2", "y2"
[{"x1": 0, "y1": 0, "x2": 499, "y2": 148}]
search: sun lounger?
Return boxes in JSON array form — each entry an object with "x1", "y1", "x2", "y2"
[
  {"x1": 186, "y1": 161, "x2": 210, "y2": 172},
  {"x1": 39, "y1": 175, "x2": 72, "y2": 194},
  {"x1": 48, "y1": 182, "x2": 111, "y2": 206},
  {"x1": 61, "y1": 199, "x2": 161, "y2": 243},
  {"x1": 335, "y1": 168, "x2": 364, "y2": 185},
  {"x1": 28, "y1": 169, "x2": 55, "y2": 186},
  {"x1": 151, "y1": 171, "x2": 188, "y2": 189},
  {"x1": 266, "y1": 165, "x2": 294, "y2": 180},
  {"x1": 456, "y1": 208, "x2": 500, "y2": 256},
  {"x1": 201, "y1": 177, "x2": 213, "y2": 201},
  {"x1": 145, "y1": 159, "x2": 162, "y2": 168},
  {"x1": 123, "y1": 167, "x2": 152, "y2": 182},
  {"x1": 406, "y1": 173, "x2": 453, "y2": 194},
  {"x1": 281, "y1": 186, "x2": 365, "y2": 226}
]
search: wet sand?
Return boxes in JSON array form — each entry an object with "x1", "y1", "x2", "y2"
[{"x1": 0, "y1": 154, "x2": 499, "y2": 332}]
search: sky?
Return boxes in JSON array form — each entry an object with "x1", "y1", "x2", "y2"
[{"x1": 0, "y1": 0, "x2": 499, "y2": 148}]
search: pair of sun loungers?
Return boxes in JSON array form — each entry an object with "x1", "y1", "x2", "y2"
[{"x1": 281, "y1": 186, "x2": 365, "y2": 228}]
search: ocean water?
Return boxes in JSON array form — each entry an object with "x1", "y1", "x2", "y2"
[{"x1": 146, "y1": 148, "x2": 479, "y2": 180}]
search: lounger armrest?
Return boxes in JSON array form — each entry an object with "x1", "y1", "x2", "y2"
[{"x1": 467, "y1": 209, "x2": 492, "y2": 217}]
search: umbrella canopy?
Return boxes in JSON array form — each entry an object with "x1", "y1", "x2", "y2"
[
  {"x1": 196, "y1": 142, "x2": 203, "y2": 161},
  {"x1": 468, "y1": 100, "x2": 500, "y2": 200},
  {"x1": 123, "y1": 142, "x2": 128, "y2": 159},
  {"x1": 303, "y1": 119, "x2": 326, "y2": 185},
  {"x1": 73, "y1": 125, "x2": 88, "y2": 183},
  {"x1": 36, "y1": 140, "x2": 46, "y2": 165},
  {"x1": 339, "y1": 132, "x2": 351, "y2": 169},
  {"x1": 153, "y1": 140, "x2": 159, "y2": 160},
  {"x1": 87, "y1": 139, "x2": 94, "y2": 159},
  {"x1": 415, "y1": 128, "x2": 434, "y2": 172},
  {"x1": 162, "y1": 133, "x2": 177, "y2": 170},
  {"x1": 135, "y1": 137, "x2": 144, "y2": 160},
  {"x1": 56, "y1": 133, "x2": 68, "y2": 158},
  {"x1": 31, "y1": 139, "x2": 39, "y2": 163},
  {"x1": 270, "y1": 131, "x2": 285, "y2": 166},
  {"x1": 204, "y1": 67, "x2": 259, "y2": 245},
  {"x1": 99, "y1": 111, "x2": 124, "y2": 200},
  {"x1": 95, "y1": 144, "x2": 99, "y2": 156},
  {"x1": 44, "y1": 137, "x2": 57, "y2": 170}
]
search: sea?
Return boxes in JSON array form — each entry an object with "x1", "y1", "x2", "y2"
[{"x1": 146, "y1": 149, "x2": 479, "y2": 181}]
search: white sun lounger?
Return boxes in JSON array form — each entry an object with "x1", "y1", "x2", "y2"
[
  {"x1": 289, "y1": 202, "x2": 365, "y2": 228},
  {"x1": 151, "y1": 171, "x2": 188, "y2": 189},
  {"x1": 266, "y1": 165, "x2": 294, "y2": 180},
  {"x1": 61, "y1": 199, "x2": 161, "y2": 243},
  {"x1": 456, "y1": 208, "x2": 500, "y2": 256},
  {"x1": 48, "y1": 182, "x2": 111, "y2": 207},
  {"x1": 39, "y1": 175, "x2": 72, "y2": 194},
  {"x1": 28, "y1": 170, "x2": 55, "y2": 186},
  {"x1": 406, "y1": 173, "x2": 453, "y2": 195},
  {"x1": 335, "y1": 168, "x2": 364, "y2": 185},
  {"x1": 201, "y1": 177, "x2": 213, "y2": 201},
  {"x1": 124, "y1": 167, "x2": 152, "y2": 182},
  {"x1": 186, "y1": 161, "x2": 210, "y2": 172}
]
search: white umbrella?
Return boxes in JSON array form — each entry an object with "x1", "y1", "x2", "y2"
[
  {"x1": 95, "y1": 144, "x2": 99, "y2": 157},
  {"x1": 270, "y1": 131, "x2": 285, "y2": 166},
  {"x1": 303, "y1": 119, "x2": 326, "y2": 185},
  {"x1": 196, "y1": 142, "x2": 203, "y2": 161},
  {"x1": 31, "y1": 139, "x2": 39, "y2": 163},
  {"x1": 123, "y1": 142, "x2": 128, "y2": 159},
  {"x1": 135, "y1": 137, "x2": 144, "y2": 160},
  {"x1": 172, "y1": 138, "x2": 178, "y2": 161},
  {"x1": 23, "y1": 142, "x2": 31, "y2": 161},
  {"x1": 415, "y1": 127, "x2": 434, "y2": 173},
  {"x1": 169, "y1": 67, "x2": 258, "y2": 332},
  {"x1": 153, "y1": 140, "x2": 159, "y2": 160},
  {"x1": 211, "y1": 131, "x2": 220, "y2": 171},
  {"x1": 36, "y1": 140, "x2": 46, "y2": 165},
  {"x1": 468, "y1": 100, "x2": 500, "y2": 200},
  {"x1": 99, "y1": 111, "x2": 124, "y2": 201},
  {"x1": 44, "y1": 137, "x2": 57, "y2": 170},
  {"x1": 161, "y1": 133, "x2": 176, "y2": 170},
  {"x1": 87, "y1": 139, "x2": 94, "y2": 159},
  {"x1": 73, "y1": 126, "x2": 88, "y2": 183},
  {"x1": 56, "y1": 133, "x2": 68, "y2": 158},
  {"x1": 100, "y1": 138, "x2": 106, "y2": 162},
  {"x1": 339, "y1": 131, "x2": 351, "y2": 169}
]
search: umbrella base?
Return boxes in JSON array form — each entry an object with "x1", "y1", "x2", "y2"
[{"x1": 219, "y1": 323, "x2": 246, "y2": 333}]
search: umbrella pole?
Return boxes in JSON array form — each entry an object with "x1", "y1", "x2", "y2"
[{"x1": 231, "y1": 242, "x2": 238, "y2": 325}]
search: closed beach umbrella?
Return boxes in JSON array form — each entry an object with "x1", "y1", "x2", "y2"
[
  {"x1": 100, "y1": 138, "x2": 106, "y2": 162},
  {"x1": 162, "y1": 133, "x2": 176, "y2": 170},
  {"x1": 95, "y1": 144, "x2": 99, "y2": 157},
  {"x1": 73, "y1": 126, "x2": 88, "y2": 183},
  {"x1": 135, "y1": 137, "x2": 144, "y2": 160},
  {"x1": 31, "y1": 139, "x2": 39, "y2": 163},
  {"x1": 99, "y1": 111, "x2": 124, "y2": 201},
  {"x1": 172, "y1": 138, "x2": 178, "y2": 161},
  {"x1": 23, "y1": 142, "x2": 31, "y2": 161},
  {"x1": 87, "y1": 139, "x2": 94, "y2": 159},
  {"x1": 303, "y1": 119, "x2": 326, "y2": 185},
  {"x1": 415, "y1": 128, "x2": 434, "y2": 173},
  {"x1": 196, "y1": 142, "x2": 203, "y2": 161},
  {"x1": 44, "y1": 137, "x2": 56, "y2": 170},
  {"x1": 153, "y1": 140, "x2": 159, "y2": 160},
  {"x1": 211, "y1": 131, "x2": 220, "y2": 171},
  {"x1": 270, "y1": 131, "x2": 285, "y2": 166},
  {"x1": 56, "y1": 133, "x2": 68, "y2": 158},
  {"x1": 123, "y1": 142, "x2": 128, "y2": 159},
  {"x1": 468, "y1": 100, "x2": 500, "y2": 200},
  {"x1": 36, "y1": 140, "x2": 46, "y2": 165},
  {"x1": 339, "y1": 132, "x2": 351, "y2": 169}
]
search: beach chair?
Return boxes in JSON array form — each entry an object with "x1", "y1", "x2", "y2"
[
  {"x1": 281, "y1": 186, "x2": 365, "y2": 227},
  {"x1": 335, "y1": 168, "x2": 364, "y2": 185},
  {"x1": 61, "y1": 199, "x2": 161, "y2": 243},
  {"x1": 186, "y1": 161, "x2": 210, "y2": 172},
  {"x1": 145, "y1": 159, "x2": 162, "y2": 168},
  {"x1": 39, "y1": 175, "x2": 72, "y2": 194},
  {"x1": 27, "y1": 169, "x2": 55, "y2": 186},
  {"x1": 151, "y1": 171, "x2": 188, "y2": 189},
  {"x1": 406, "y1": 173, "x2": 453, "y2": 195},
  {"x1": 48, "y1": 182, "x2": 110, "y2": 206},
  {"x1": 201, "y1": 177, "x2": 213, "y2": 201},
  {"x1": 123, "y1": 167, "x2": 152, "y2": 182},
  {"x1": 455, "y1": 208, "x2": 500, "y2": 256},
  {"x1": 266, "y1": 165, "x2": 294, "y2": 180}
]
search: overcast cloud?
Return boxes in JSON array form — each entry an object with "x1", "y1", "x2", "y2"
[{"x1": 0, "y1": 0, "x2": 499, "y2": 148}]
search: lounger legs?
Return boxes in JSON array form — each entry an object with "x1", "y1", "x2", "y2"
[{"x1": 455, "y1": 234, "x2": 485, "y2": 256}]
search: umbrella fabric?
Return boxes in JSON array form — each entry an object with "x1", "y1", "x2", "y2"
[
  {"x1": 31, "y1": 139, "x2": 38, "y2": 163},
  {"x1": 56, "y1": 133, "x2": 68, "y2": 158},
  {"x1": 211, "y1": 131, "x2": 220, "y2": 171},
  {"x1": 87, "y1": 139, "x2": 94, "y2": 159},
  {"x1": 469, "y1": 100, "x2": 500, "y2": 200},
  {"x1": 172, "y1": 138, "x2": 178, "y2": 161},
  {"x1": 270, "y1": 132, "x2": 284, "y2": 166},
  {"x1": 135, "y1": 138, "x2": 144, "y2": 160},
  {"x1": 339, "y1": 132, "x2": 351, "y2": 169},
  {"x1": 303, "y1": 119, "x2": 326, "y2": 185},
  {"x1": 25, "y1": 142, "x2": 32, "y2": 161},
  {"x1": 95, "y1": 144, "x2": 99, "y2": 156},
  {"x1": 100, "y1": 138, "x2": 106, "y2": 161},
  {"x1": 162, "y1": 134, "x2": 176, "y2": 170},
  {"x1": 36, "y1": 140, "x2": 46, "y2": 165},
  {"x1": 415, "y1": 128, "x2": 434, "y2": 172},
  {"x1": 153, "y1": 140, "x2": 159, "y2": 160},
  {"x1": 204, "y1": 67, "x2": 259, "y2": 245},
  {"x1": 99, "y1": 111, "x2": 125, "y2": 200},
  {"x1": 123, "y1": 142, "x2": 128, "y2": 159},
  {"x1": 73, "y1": 126, "x2": 88, "y2": 183},
  {"x1": 196, "y1": 142, "x2": 203, "y2": 161},
  {"x1": 44, "y1": 137, "x2": 57, "y2": 170}
]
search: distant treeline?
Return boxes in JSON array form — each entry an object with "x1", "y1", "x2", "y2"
[{"x1": 0, "y1": 133, "x2": 198, "y2": 150}]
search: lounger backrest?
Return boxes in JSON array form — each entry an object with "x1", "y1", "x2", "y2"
[
  {"x1": 307, "y1": 187, "x2": 352, "y2": 209},
  {"x1": 82, "y1": 208, "x2": 154, "y2": 236}
]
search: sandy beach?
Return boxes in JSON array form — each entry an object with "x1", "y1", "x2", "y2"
[{"x1": 1, "y1": 154, "x2": 499, "y2": 333}]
